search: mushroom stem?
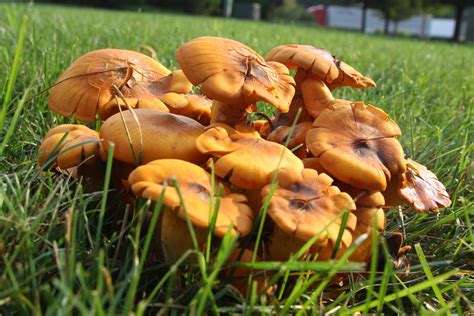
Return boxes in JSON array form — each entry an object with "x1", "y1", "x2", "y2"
[
  {"x1": 160, "y1": 206, "x2": 208, "y2": 263},
  {"x1": 300, "y1": 77, "x2": 340, "y2": 118},
  {"x1": 268, "y1": 227, "x2": 308, "y2": 261},
  {"x1": 210, "y1": 101, "x2": 249, "y2": 126}
]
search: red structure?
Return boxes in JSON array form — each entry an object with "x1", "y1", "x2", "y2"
[{"x1": 307, "y1": 5, "x2": 326, "y2": 26}]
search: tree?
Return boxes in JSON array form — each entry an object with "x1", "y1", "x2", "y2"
[
  {"x1": 428, "y1": 0, "x2": 474, "y2": 41},
  {"x1": 371, "y1": 0, "x2": 422, "y2": 34}
]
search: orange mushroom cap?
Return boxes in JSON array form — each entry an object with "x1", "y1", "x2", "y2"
[
  {"x1": 176, "y1": 36, "x2": 295, "y2": 112},
  {"x1": 267, "y1": 121, "x2": 313, "y2": 159},
  {"x1": 263, "y1": 168, "x2": 357, "y2": 251},
  {"x1": 397, "y1": 159, "x2": 451, "y2": 213},
  {"x1": 306, "y1": 102, "x2": 406, "y2": 191},
  {"x1": 168, "y1": 94, "x2": 212, "y2": 126},
  {"x1": 100, "y1": 109, "x2": 207, "y2": 166},
  {"x1": 265, "y1": 44, "x2": 375, "y2": 88},
  {"x1": 128, "y1": 159, "x2": 254, "y2": 238},
  {"x1": 38, "y1": 124, "x2": 101, "y2": 169},
  {"x1": 49, "y1": 49, "x2": 192, "y2": 121},
  {"x1": 99, "y1": 69, "x2": 193, "y2": 120},
  {"x1": 196, "y1": 124, "x2": 304, "y2": 189}
]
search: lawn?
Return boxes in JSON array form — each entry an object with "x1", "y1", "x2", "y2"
[{"x1": 0, "y1": 3, "x2": 473, "y2": 314}]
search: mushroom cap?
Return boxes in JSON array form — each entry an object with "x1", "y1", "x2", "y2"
[
  {"x1": 100, "y1": 109, "x2": 207, "y2": 165},
  {"x1": 262, "y1": 168, "x2": 356, "y2": 248},
  {"x1": 176, "y1": 36, "x2": 295, "y2": 112},
  {"x1": 267, "y1": 121, "x2": 313, "y2": 159},
  {"x1": 98, "y1": 69, "x2": 193, "y2": 120},
  {"x1": 196, "y1": 124, "x2": 304, "y2": 189},
  {"x1": 334, "y1": 181, "x2": 385, "y2": 208},
  {"x1": 398, "y1": 159, "x2": 451, "y2": 213},
  {"x1": 306, "y1": 102, "x2": 406, "y2": 191},
  {"x1": 49, "y1": 49, "x2": 192, "y2": 121},
  {"x1": 169, "y1": 94, "x2": 212, "y2": 126},
  {"x1": 39, "y1": 124, "x2": 101, "y2": 169},
  {"x1": 265, "y1": 44, "x2": 375, "y2": 88},
  {"x1": 128, "y1": 159, "x2": 254, "y2": 238}
]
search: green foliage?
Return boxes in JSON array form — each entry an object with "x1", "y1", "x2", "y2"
[
  {"x1": 372, "y1": 0, "x2": 423, "y2": 22},
  {"x1": 270, "y1": 0, "x2": 312, "y2": 21},
  {"x1": 0, "y1": 3, "x2": 473, "y2": 314}
]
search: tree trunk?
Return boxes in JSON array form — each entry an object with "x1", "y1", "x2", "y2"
[
  {"x1": 361, "y1": 0, "x2": 368, "y2": 33},
  {"x1": 384, "y1": 17, "x2": 390, "y2": 35},
  {"x1": 394, "y1": 21, "x2": 399, "y2": 35},
  {"x1": 452, "y1": 4, "x2": 464, "y2": 42}
]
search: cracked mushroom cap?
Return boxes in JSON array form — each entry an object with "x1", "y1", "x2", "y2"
[
  {"x1": 49, "y1": 49, "x2": 192, "y2": 121},
  {"x1": 100, "y1": 109, "x2": 207, "y2": 166},
  {"x1": 306, "y1": 102, "x2": 406, "y2": 191},
  {"x1": 263, "y1": 168, "x2": 357, "y2": 251},
  {"x1": 128, "y1": 159, "x2": 254, "y2": 238},
  {"x1": 387, "y1": 159, "x2": 451, "y2": 213},
  {"x1": 196, "y1": 124, "x2": 304, "y2": 189},
  {"x1": 176, "y1": 36, "x2": 295, "y2": 112},
  {"x1": 39, "y1": 124, "x2": 101, "y2": 168},
  {"x1": 265, "y1": 44, "x2": 375, "y2": 88}
]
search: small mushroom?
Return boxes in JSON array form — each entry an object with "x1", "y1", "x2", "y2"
[
  {"x1": 262, "y1": 168, "x2": 356, "y2": 261},
  {"x1": 196, "y1": 124, "x2": 304, "y2": 189},
  {"x1": 49, "y1": 49, "x2": 192, "y2": 121},
  {"x1": 168, "y1": 94, "x2": 212, "y2": 126},
  {"x1": 306, "y1": 102, "x2": 406, "y2": 191},
  {"x1": 384, "y1": 159, "x2": 451, "y2": 213},
  {"x1": 100, "y1": 109, "x2": 207, "y2": 166},
  {"x1": 267, "y1": 121, "x2": 313, "y2": 159},
  {"x1": 38, "y1": 124, "x2": 104, "y2": 190},
  {"x1": 176, "y1": 36, "x2": 295, "y2": 126},
  {"x1": 39, "y1": 124, "x2": 101, "y2": 169},
  {"x1": 265, "y1": 44, "x2": 376, "y2": 88},
  {"x1": 128, "y1": 159, "x2": 254, "y2": 262}
]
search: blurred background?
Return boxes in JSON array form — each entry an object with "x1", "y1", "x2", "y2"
[{"x1": 17, "y1": 0, "x2": 474, "y2": 42}]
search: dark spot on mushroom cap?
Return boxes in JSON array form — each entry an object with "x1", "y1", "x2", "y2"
[
  {"x1": 353, "y1": 141, "x2": 372, "y2": 157},
  {"x1": 188, "y1": 182, "x2": 210, "y2": 201},
  {"x1": 289, "y1": 199, "x2": 310, "y2": 211},
  {"x1": 291, "y1": 182, "x2": 314, "y2": 194}
]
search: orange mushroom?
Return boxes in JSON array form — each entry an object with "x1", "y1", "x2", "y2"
[
  {"x1": 100, "y1": 109, "x2": 207, "y2": 167},
  {"x1": 267, "y1": 121, "x2": 313, "y2": 159},
  {"x1": 265, "y1": 44, "x2": 376, "y2": 89},
  {"x1": 176, "y1": 36, "x2": 295, "y2": 126},
  {"x1": 306, "y1": 102, "x2": 406, "y2": 191},
  {"x1": 262, "y1": 168, "x2": 356, "y2": 261},
  {"x1": 384, "y1": 159, "x2": 451, "y2": 213},
  {"x1": 38, "y1": 124, "x2": 104, "y2": 190},
  {"x1": 39, "y1": 124, "x2": 101, "y2": 168},
  {"x1": 196, "y1": 124, "x2": 304, "y2": 190},
  {"x1": 49, "y1": 49, "x2": 192, "y2": 121},
  {"x1": 128, "y1": 159, "x2": 254, "y2": 262},
  {"x1": 266, "y1": 44, "x2": 375, "y2": 118},
  {"x1": 168, "y1": 94, "x2": 212, "y2": 126}
]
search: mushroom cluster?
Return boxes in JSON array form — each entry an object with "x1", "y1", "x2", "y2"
[{"x1": 38, "y1": 37, "x2": 451, "y2": 291}]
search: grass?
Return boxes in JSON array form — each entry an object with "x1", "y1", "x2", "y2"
[{"x1": 0, "y1": 3, "x2": 473, "y2": 314}]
